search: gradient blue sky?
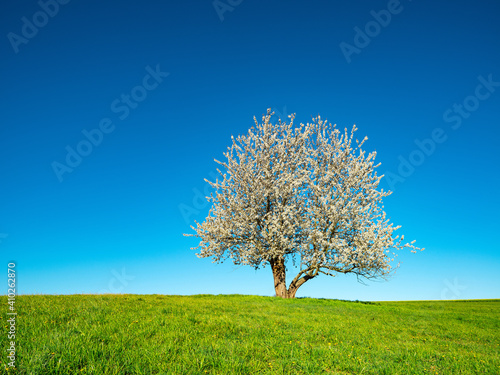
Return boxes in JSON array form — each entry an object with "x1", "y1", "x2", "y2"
[{"x1": 1, "y1": 0, "x2": 499, "y2": 300}]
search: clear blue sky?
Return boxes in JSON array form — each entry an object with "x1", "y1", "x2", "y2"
[{"x1": 1, "y1": 0, "x2": 499, "y2": 300}]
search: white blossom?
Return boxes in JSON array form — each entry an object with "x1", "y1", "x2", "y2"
[{"x1": 185, "y1": 109, "x2": 422, "y2": 298}]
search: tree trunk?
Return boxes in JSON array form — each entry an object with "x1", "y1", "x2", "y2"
[
  {"x1": 287, "y1": 287, "x2": 298, "y2": 299},
  {"x1": 270, "y1": 257, "x2": 319, "y2": 298},
  {"x1": 270, "y1": 256, "x2": 291, "y2": 298}
]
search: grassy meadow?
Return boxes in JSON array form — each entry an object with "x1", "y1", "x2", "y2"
[{"x1": 0, "y1": 295, "x2": 498, "y2": 374}]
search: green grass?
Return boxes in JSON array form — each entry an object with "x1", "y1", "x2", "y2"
[{"x1": 0, "y1": 295, "x2": 499, "y2": 374}]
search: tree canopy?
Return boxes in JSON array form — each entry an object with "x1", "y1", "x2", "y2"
[{"x1": 186, "y1": 109, "x2": 421, "y2": 298}]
